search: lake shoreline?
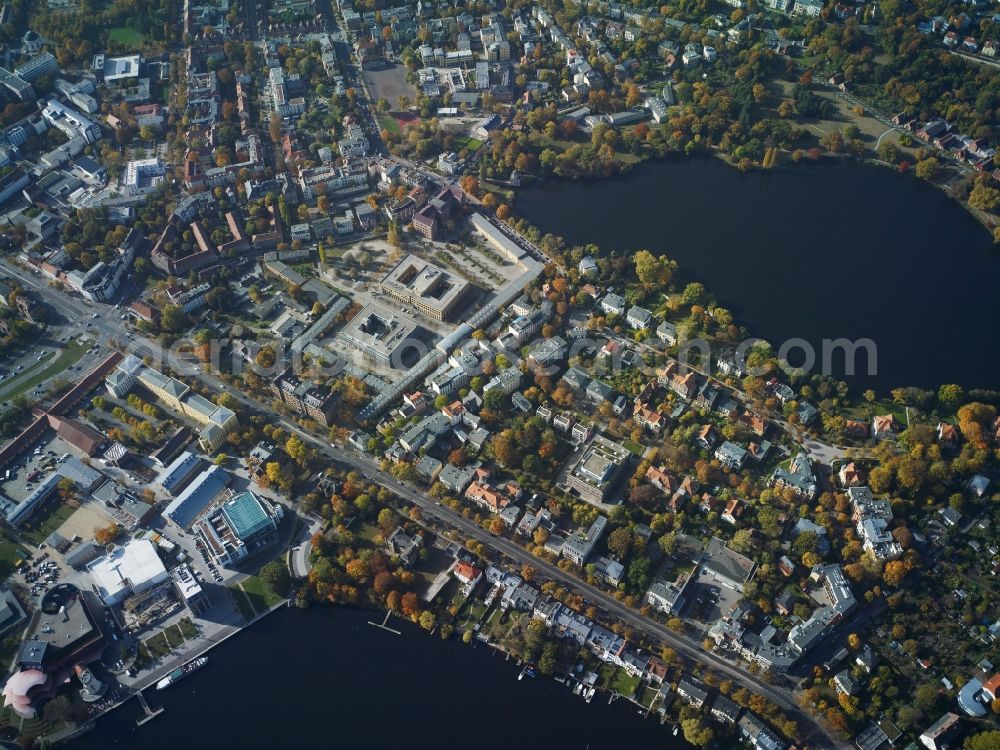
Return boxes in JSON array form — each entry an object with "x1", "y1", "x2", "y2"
[
  {"x1": 521, "y1": 144, "x2": 996, "y2": 240},
  {"x1": 514, "y1": 153, "x2": 1000, "y2": 392},
  {"x1": 66, "y1": 604, "x2": 694, "y2": 750}
]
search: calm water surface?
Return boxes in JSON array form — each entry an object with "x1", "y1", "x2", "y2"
[
  {"x1": 517, "y1": 158, "x2": 1000, "y2": 391},
  {"x1": 70, "y1": 606, "x2": 690, "y2": 750}
]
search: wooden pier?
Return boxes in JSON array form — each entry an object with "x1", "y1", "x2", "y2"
[
  {"x1": 367, "y1": 610, "x2": 401, "y2": 635},
  {"x1": 135, "y1": 691, "x2": 164, "y2": 726}
]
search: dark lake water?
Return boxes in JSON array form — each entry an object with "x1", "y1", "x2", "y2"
[
  {"x1": 70, "y1": 606, "x2": 690, "y2": 750},
  {"x1": 516, "y1": 157, "x2": 1000, "y2": 392}
]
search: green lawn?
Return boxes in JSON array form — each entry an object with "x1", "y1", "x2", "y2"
[
  {"x1": 638, "y1": 685, "x2": 660, "y2": 708},
  {"x1": 135, "y1": 642, "x2": 153, "y2": 670},
  {"x1": 0, "y1": 704, "x2": 58, "y2": 738},
  {"x1": 0, "y1": 531, "x2": 26, "y2": 578},
  {"x1": 0, "y1": 341, "x2": 88, "y2": 402},
  {"x1": 378, "y1": 114, "x2": 402, "y2": 136},
  {"x1": 178, "y1": 617, "x2": 199, "y2": 639},
  {"x1": 597, "y1": 662, "x2": 618, "y2": 690},
  {"x1": 610, "y1": 668, "x2": 641, "y2": 697},
  {"x1": 239, "y1": 575, "x2": 284, "y2": 614},
  {"x1": 623, "y1": 440, "x2": 646, "y2": 456},
  {"x1": 108, "y1": 26, "x2": 144, "y2": 46},
  {"x1": 144, "y1": 631, "x2": 172, "y2": 659},
  {"x1": 19, "y1": 501, "x2": 76, "y2": 546},
  {"x1": 453, "y1": 136, "x2": 484, "y2": 152},
  {"x1": 164, "y1": 624, "x2": 185, "y2": 647},
  {"x1": 461, "y1": 600, "x2": 488, "y2": 623},
  {"x1": 230, "y1": 585, "x2": 257, "y2": 620},
  {"x1": 0, "y1": 634, "x2": 21, "y2": 676}
]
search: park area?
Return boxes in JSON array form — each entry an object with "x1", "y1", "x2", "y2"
[
  {"x1": 231, "y1": 574, "x2": 285, "y2": 620},
  {"x1": 108, "y1": 26, "x2": 144, "y2": 47},
  {"x1": 18, "y1": 500, "x2": 76, "y2": 547},
  {"x1": 136, "y1": 618, "x2": 200, "y2": 668},
  {"x1": 452, "y1": 135, "x2": 483, "y2": 153},
  {"x1": 378, "y1": 112, "x2": 417, "y2": 137}
]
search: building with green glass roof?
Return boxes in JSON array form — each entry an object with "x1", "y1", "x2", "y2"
[{"x1": 194, "y1": 490, "x2": 284, "y2": 567}]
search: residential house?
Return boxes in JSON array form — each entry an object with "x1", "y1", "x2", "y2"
[
  {"x1": 771, "y1": 452, "x2": 817, "y2": 499},
  {"x1": 600, "y1": 292, "x2": 627, "y2": 317},
  {"x1": 740, "y1": 410, "x2": 768, "y2": 437},
  {"x1": 385, "y1": 527, "x2": 421, "y2": 567},
  {"x1": 937, "y1": 422, "x2": 959, "y2": 446},
  {"x1": 592, "y1": 555, "x2": 624, "y2": 586},
  {"x1": 715, "y1": 441, "x2": 748, "y2": 470},
  {"x1": 695, "y1": 424, "x2": 718, "y2": 450},
  {"x1": 711, "y1": 694, "x2": 741, "y2": 724},
  {"x1": 872, "y1": 414, "x2": 899, "y2": 439},
  {"x1": 634, "y1": 403, "x2": 666, "y2": 434},
  {"x1": 833, "y1": 670, "x2": 857, "y2": 695},
  {"x1": 919, "y1": 713, "x2": 961, "y2": 750},
  {"x1": 844, "y1": 419, "x2": 869, "y2": 438},
  {"x1": 722, "y1": 498, "x2": 745, "y2": 525},
  {"x1": 561, "y1": 516, "x2": 608, "y2": 566},
  {"x1": 838, "y1": 462, "x2": 863, "y2": 487},
  {"x1": 625, "y1": 305, "x2": 653, "y2": 330},
  {"x1": 645, "y1": 465, "x2": 678, "y2": 493},
  {"x1": 656, "y1": 320, "x2": 677, "y2": 345},
  {"x1": 453, "y1": 561, "x2": 483, "y2": 589},
  {"x1": 677, "y1": 676, "x2": 709, "y2": 707},
  {"x1": 968, "y1": 474, "x2": 990, "y2": 498},
  {"x1": 646, "y1": 573, "x2": 691, "y2": 615},
  {"x1": 465, "y1": 476, "x2": 521, "y2": 514},
  {"x1": 739, "y1": 712, "x2": 786, "y2": 750},
  {"x1": 670, "y1": 369, "x2": 698, "y2": 400}
]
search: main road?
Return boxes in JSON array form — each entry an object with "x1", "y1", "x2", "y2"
[{"x1": 0, "y1": 257, "x2": 841, "y2": 748}]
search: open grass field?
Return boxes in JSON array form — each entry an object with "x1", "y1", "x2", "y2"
[
  {"x1": 453, "y1": 136, "x2": 484, "y2": 152},
  {"x1": 623, "y1": 439, "x2": 646, "y2": 456},
  {"x1": 144, "y1": 631, "x2": 173, "y2": 659},
  {"x1": 378, "y1": 114, "x2": 402, "y2": 136},
  {"x1": 178, "y1": 617, "x2": 199, "y2": 639},
  {"x1": 239, "y1": 575, "x2": 284, "y2": 614},
  {"x1": 230, "y1": 585, "x2": 257, "y2": 620},
  {"x1": 19, "y1": 501, "x2": 76, "y2": 547},
  {"x1": 108, "y1": 26, "x2": 144, "y2": 46}
]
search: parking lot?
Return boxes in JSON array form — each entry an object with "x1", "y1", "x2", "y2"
[
  {"x1": 0, "y1": 432, "x2": 81, "y2": 504},
  {"x1": 688, "y1": 566, "x2": 744, "y2": 624},
  {"x1": 17, "y1": 553, "x2": 65, "y2": 603}
]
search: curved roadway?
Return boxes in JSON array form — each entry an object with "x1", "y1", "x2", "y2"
[{"x1": 0, "y1": 257, "x2": 842, "y2": 748}]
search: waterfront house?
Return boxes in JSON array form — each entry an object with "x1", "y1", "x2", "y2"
[
  {"x1": 386, "y1": 527, "x2": 421, "y2": 567},
  {"x1": 677, "y1": 676, "x2": 709, "y2": 707},
  {"x1": 453, "y1": 561, "x2": 483, "y2": 588},
  {"x1": 711, "y1": 694, "x2": 741, "y2": 724}
]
